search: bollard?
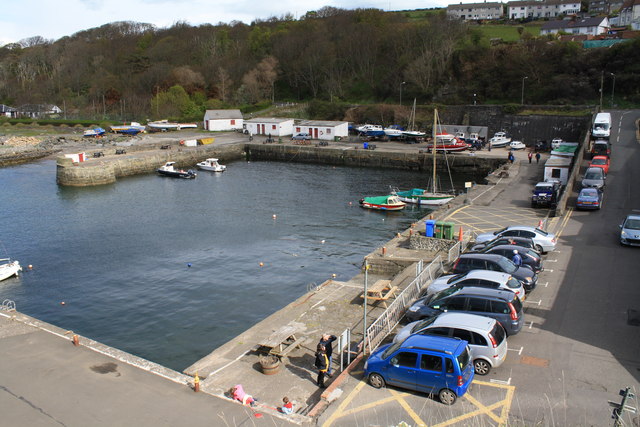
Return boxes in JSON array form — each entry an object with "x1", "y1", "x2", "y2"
[
  {"x1": 382, "y1": 247, "x2": 387, "y2": 256},
  {"x1": 538, "y1": 219, "x2": 544, "y2": 229},
  {"x1": 458, "y1": 226, "x2": 464, "y2": 242},
  {"x1": 72, "y1": 334, "x2": 79, "y2": 346},
  {"x1": 194, "y1": 372, "x2": 200, "y2": 392}
]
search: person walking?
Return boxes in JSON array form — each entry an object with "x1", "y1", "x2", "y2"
[
  {"x1": 528, "y1": 151, "x2": 533, "y2": 163},
  {"x1": 535, "y1": 152, "x2": 541, "y2": 164},
  {"x1": 319, "y1": 334, "x2": 337, "y2": 377},
  {"x1": 512, "y1": 249, "x2": 522, "y2": 266},
  {"x1": 314, "y1": 344, "x2": 329, "y2": 388}
]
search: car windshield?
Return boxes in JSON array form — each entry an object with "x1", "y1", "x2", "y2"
[
  {"x1": 491, "y1": 323, "x2": 506, "y2": 346},
  {"x1": 447, "y1": 274, "x2": 465, "y2": 284},
  {"x1": 581, "y1": 188, "x2": 599, "y2": 197},
  {"x1": 526, "y1": 250, "x2": 540, "y2": 260},
  {"x1": 494, "y1": 227, "x2": 507, "y2": 236},
  {"x1": 411, "y1": 317, "x2": 437, "y2": 333},
  {"x1": 591, "y1": 158, "x2": 606, "y2": 165},
  {"x1": 506, "y1": 277, "x2": 521, "y2": 289},
  {"x1": 535, "y1": 185, "x2": 551, "y2": 191},
  {"x1": 429, "y1": 285, "x2": 461, "y2": 303},
  {"x1": 511, "y1": 295, "x2": 523, "y2": 312},
  {"x1": 496, "y1": 257, "x2": 517, "y2": 273},
  {"x1": 624, "y1": 218, "x2": 640, "y2": 230},
  {"x1": 381, "y1": 341, "x2": 403, "y2": 359},
  {"x1": 585, "y1": 171, "x2": 603, "y2": 179},
  {"x1": 457, "y1": 346, "x2": 471, "y2": 370}
]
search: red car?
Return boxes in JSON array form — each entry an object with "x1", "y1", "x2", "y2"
[{"x1": 589, "y1": 155, "x2": 610, "y2": 174}]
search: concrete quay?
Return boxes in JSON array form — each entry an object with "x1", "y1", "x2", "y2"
[{"x1": 1, "y1": 145, "x2": 539, "y2": 426}]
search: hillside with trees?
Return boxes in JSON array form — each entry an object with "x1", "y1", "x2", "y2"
[{"x1": 0, "y1": 7, "x2": 638, "y2": 123}]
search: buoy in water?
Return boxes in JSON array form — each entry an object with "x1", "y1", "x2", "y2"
[
  {"x1": 259, "y1": 262, "x2": 264, "y2": 267},
  {"x1": 60, "y1": 302, "x2": 66, "y2": 305},
  {"x1": 187, "y1": 263, "x2": 192, "y2": 268},
  {"x1": 332, "y1": 273, "x2": 336, "y2": 278},
  {"x1": 272, "y1": 214, "x2": 277, "y2": 219},
  {"x1": 28, "y1": 264, "x2": 33, "y2": 269},
  {"x1": 321, "y1": 240, "x2": 325, "y2": 244}
]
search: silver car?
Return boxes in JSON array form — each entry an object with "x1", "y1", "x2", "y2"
[
  {"x1": 620, "y1": 214, "x2": 640, "y2": 247},
  {"x1": 581, "y1": 167, "x2": 606, "y2": 191},
  {"x1": 475, "y1": 225, "x2": 557, "y2": 253},
  {"x1": 423, "y1": 270, "x2": 525, "y2": 302},
  {"x1": 394, "y1": 312, "x2": 508, "y2": 375}
]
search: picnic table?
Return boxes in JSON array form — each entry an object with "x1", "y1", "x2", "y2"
[
  {"x1": 362, "y1": 279, "x2": 398, "y2": 308},
  {"x1": 258, "y1": 324, "x2": 306, "y2": 357}
]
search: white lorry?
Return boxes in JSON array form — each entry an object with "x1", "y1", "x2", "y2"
[{"x1": 592, "y1": 112, "x2": 611, "y2": 139}]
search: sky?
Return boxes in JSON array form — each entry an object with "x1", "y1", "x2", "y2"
[{"x1": 0, "y1": 0, "x2": 449, "y2": 46}]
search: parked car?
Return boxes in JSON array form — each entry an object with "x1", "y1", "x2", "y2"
[
  {"x1": 449, "y1": 253, "x2": 537, "y2": 292},
  {"x1": 393, "y1": 313, "x2": 508, "y2": 375},
  {"x1": 476, "y1": 245, "x2": 543, "y2": 273},
  {"x1": 422, "y1": 270, "x2": 525, "y2": 302},
  {"x1": 588, "y1": 155, "x2": 610, "y2": 174},
  {"x1": 405, "y1": 287, "x2": 525, "y2": 336},
  {"x1": 576, "y1": 188, "x2": 603, "y2": 210},
  {"x1": 581, "y1": 167, "x2": 606, "y2": 191},
  {"x1": 469, "y1": 236, "x2": 538, "y2": 254},
  {"x1": 531, "y1": 181, "x2": 561, "y2": 208},
  {"x1": 291, "y1": 132, "x2": 311, "y2": 140},
  {"x1": 364, "y1": 334, "x2": 474, "y2": 405},
  {"x1": 590, "y1": 139, "x2": 610, "y2": 159},
  {"x1": 619, "y1": 213, "x2": 640, "y2": 247},
  {"x1": 475, "y1": 226, "x2": 557, "y2": 253}
]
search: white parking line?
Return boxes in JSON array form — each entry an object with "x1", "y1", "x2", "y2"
[
  {"x1": 543, "y1": 269, "x2": 554, "y2": 273},
  {"x1": 525, "y1": 299, "x2": 542, "y2": 306},
  {"x1": 490, "y1": 377, "x2": 512, "y2": 385},
  {"x1": 542, "y1": 282, "x2": 549, "y2": 287},
  {"x1": 508, "y1": 346, "x2": 524, "y2": 355},
  {"x1": 527, "y1": 321, "x2": 535, "y2": 329},
  {"x1": 546, "y1": 259, "x2": 558, "y2": 263}
]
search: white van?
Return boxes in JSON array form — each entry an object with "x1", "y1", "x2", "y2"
[{"x1": 592, "y1": 112, "x2": 611, "y2": 139}]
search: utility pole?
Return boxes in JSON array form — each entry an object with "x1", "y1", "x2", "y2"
[
  {"x1": 599, "y1": 71, "x2": 604, "y2": 111},
  {"x1": 521, "y1": 76, "x2": 528, "y2": 105},
  {"x1": 610, "y1": 72, "x2": 616, "y2": 107},
  {"x1": 399, "y1": 81, "x2": 406, "y2": 106}
]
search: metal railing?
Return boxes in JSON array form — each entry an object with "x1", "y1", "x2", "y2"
[{"x1": 365, "y1": 255, "x2": 444, "y2": 352}]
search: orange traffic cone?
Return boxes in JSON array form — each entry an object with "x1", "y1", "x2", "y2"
[{"x1": 458, "y1": 226, "x2": 464, "y2": 242}]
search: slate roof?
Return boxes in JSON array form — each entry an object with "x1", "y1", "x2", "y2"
[
  {"x1": 541, "y1": 16, "x2": 607, "y2": 30},
  {"x1": 203, "y1": 109, "x2": 243, "y2": 120}
]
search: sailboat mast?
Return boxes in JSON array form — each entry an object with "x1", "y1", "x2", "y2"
[{"x1": 432, "y1": 108, "x2": 437, "y2": 194}]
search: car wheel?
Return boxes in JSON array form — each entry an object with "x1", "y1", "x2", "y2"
[
  {"x1": 368, "y1": 373, "x2": 385, "y2": 389},
  {"x1": 474, "y1": 359, "x2": 491, "y2": 375},
  {"x1": 439, "y1": 388, "x2": 457, "y2": 405},
  {"x1": 535, "y1": 244, "x2": 544, "y2": 254}
]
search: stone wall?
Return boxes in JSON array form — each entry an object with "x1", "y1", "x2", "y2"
[{"x1": 409, "y1": 235, "x2": 458, "y2": 251}]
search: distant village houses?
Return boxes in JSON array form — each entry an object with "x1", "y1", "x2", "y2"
[
  {"x1": 507, "y1": 0, "x2": 581, "y2": 19},
  {"x1": 618, "y1": 0, "x2": 640, "y2": 29},
  {"x1": 540, "y1": 16, "x2": 610, "y2": 35},
  {"x1": 0, "y1": 104, "x2": 16, "y2": 118},
  {"x1": 446, "y1": 2, "x2": 504, "y2": 20},
  {"x1": 15, "y1": 104, "x2": 63, "y2": 119},
  {"x1": 588, "y1": 0, "x2": 625, "y2": 15}
]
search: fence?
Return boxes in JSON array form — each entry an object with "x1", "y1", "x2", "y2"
[{"x1": 365, "y1": 255, "x2": 444, "y2": 352}]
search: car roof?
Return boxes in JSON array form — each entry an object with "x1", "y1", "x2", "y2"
[
  {"x1": 463, "y1": 270, "x2": 511, "y2": 281},
  {"x1": 448, "y1": 286, "x2": 516, "y2": 299},
  {"x1": 535, "y1": 182, "x2": 554, "y2": 187},
  {"x1": 579, "y1": 188, "x2": 599, "y2": 194},
  {"x1": 400, "y1": 334, "x2": 467, "y2": 354},
  {"x1": 459, "y1": 253, "x2": 505, "y2": 261},
  {"x1": 433, "y1": 312, "x2": 496, "y2": 331},
  {"x1": 487, "y1": 244, "x2": 532, "y2": 253},
  {"x1": 591, "y1": 156, "x2": 608, "y2": 160},
  {"x1": 625, "y1": 214, "x2": 640, "y2": 221}
]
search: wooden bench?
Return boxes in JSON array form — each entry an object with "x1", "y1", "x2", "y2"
[
  {"x1": 258, "y1": 324, "x2": 306, "y2": 357},
  {"x1": 362, "y1": 279, "x2": 399, "y2": 308}
]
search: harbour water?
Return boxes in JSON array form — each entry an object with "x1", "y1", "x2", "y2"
[{"x1": 0, "y1": 158, "x2": 478, "y2": 371}]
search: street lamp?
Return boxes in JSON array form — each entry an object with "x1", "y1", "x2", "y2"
[
  {"x1": 521, "y1": 76, "x2": 528, "y2": 105},
  {"x1": 599, "y1": 71, "x2": 604, "y2": 110},
  {"x1": 610, "y1": 72, "x2": 616, "y2": 107},
  {"x1": 399, "y1": 81, "x2": 406, "y2": 106},
  {"x1": 473, "y1": 93, "x2": 477, "y2": 106}
]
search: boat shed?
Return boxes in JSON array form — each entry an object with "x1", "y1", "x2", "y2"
[
  {"x1": 294, "y1": 120, "x2": 349, "y2": 141},
  {"x1": 544, "y1": 156, "x2": 572, "y2": 185},
  {"x1": 550, "y1": 143, "x2": 579, "y2": 159},
  {"x1": 244, "y1": 118, "x2": 294, "y2": 137},
  {"x1": 203, "y1": 109, "x2": 243, "y2": 131}
]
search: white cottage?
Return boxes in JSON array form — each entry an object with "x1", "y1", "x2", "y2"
[
  {"x1": 544, "y1": 156, "x2": 572, "y2": 185},
  {"x1": 244, "y1": 118, "x2": 294, "y2": 137},
  {"x1": 203, "y1": 109, "x2": 243, "y2": 131},
  {"x1": 293, "y1": 120, "x2": 349, "y2": 141},
  {"x1": 540, "y1": 16, "x2": 609, "y2": 36}
]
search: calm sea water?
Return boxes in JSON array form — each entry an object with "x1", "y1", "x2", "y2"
[{"x1": 0, "y1": 159, "x2": 476, "y2": 371}]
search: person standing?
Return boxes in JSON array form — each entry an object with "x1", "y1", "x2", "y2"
[
  {"x1": 319, "y1": 334, "x2": 337, "y2": 377},
  {"x1": 512, "y1": 249, "x2": 522, "y2": 266},
  {"x1": 535, "y1": 152, "x2": 541, "y2": 163},
  {"x1": 528, "y1": 151, "x2": 533, "y2": 163},
  {"x1": 314, "y1": 344, "x2": 329, "y2": 388}
]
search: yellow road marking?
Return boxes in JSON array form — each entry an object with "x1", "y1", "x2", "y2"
[
  {"x1": 464, "y1": 393, "x2": 502, "y2": 424},
  {"x1": 499, "y1": 381, "x2": 515, "y2": 425},
  {"x1": 390, "y1": 389, "x2": 427, "y2": 427},
  {"x1": 444, "y1": 205, "x2": 470, "y2": 221},
  {"x1": 321, "y1": 380, "x2": 366, "y2": 427},
  {"x1": 555, "y1": 208, "x2": 574, "y2": 239}
]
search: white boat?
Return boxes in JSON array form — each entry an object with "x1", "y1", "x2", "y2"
[
  {"x1": 489, "y1": 132, "x2": 512, "y2": 148},
  {"x1": 402, "y1": 99, "x2": 426, "y2": 138},
  {"x1": 148, "y1": 120, "x2": 181, "y2": 131},
  {"x1": 157, "y1": 162, "x2": 197, "y2": 179},
  {"x1": 0, "y1": 259, "x2": 21, "y2": 282},
  {"x1": 356, "y1": 124, "x2": 383, "y2": 133},
  {"x1": 196, "y1": 158, "x2": 226, "y2": 172},
  {"x1": 384, "y1": 126, "x2": 404, "y2": 137},
  {"x1": 508, "y1": 141, "x2": 526, "y2": 150},
  {"x1": 178, "y1": 123, "x2": 198, "y2": 129}
]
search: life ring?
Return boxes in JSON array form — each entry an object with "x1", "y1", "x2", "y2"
[{"x1": 179, "y1": 140, "x2": 185, "y2": 145}]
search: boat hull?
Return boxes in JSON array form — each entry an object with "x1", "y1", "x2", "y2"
[
  {"x1": 359, "y1": 201, "x2": 405, "y2": 211},
  {"x1": 157, "y1": 169, "x2": 197, "y2": 179},
  {"x1": 397, "y1": 194, "x2": 454, "y2": 206},
  {"x1": 0, "y1": 260, "x2": 21, "y2": 282},
  {"x1": 489, "y1": 137, "x2": 511, "y2": 147},
  {"x1": 425, "y1": 143, "x2": 468, "y2": 153},
  {"x1": 197, "y1": 165, "x2": 226, "y2": 172}
]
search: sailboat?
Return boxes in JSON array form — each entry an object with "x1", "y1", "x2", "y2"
[
  {"x1": 394, "y1": 109, "x2": 456, "y2": 206},
  {"x1": 402, "y1": 99, "x2": 426, "y2": 139}
]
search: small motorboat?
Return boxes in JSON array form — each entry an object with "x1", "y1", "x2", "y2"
[
  {"x1": 110, "y1": 122, "x2": 146, "y2": 135},
  {"x1": 508, "y1": 141, "x2": 526, "y2": 150},
  {"x1": 83, "y1": 127, "x2": 106, "y2": 137},
  {"x1": 148, "y1": 120, "x2": 181, "y2": 131},
  {"x1": 196, "y1": 158, "x2": 226, "y2": 172},
  {"x1": 0, "y1": 259, "x2": 21, "y2": 282},
  {"x1": 359, "y1": 195, "x2": 406, "y2": 211},
  {"x1": 356, "y1": 124, "x2": 383, "y2": 133},
  {"x1": 394, "y1": 188, "x2": 455, "y2": 206},
  {"x1": 489, "y1": 132, "x2": 512, "y2": 148},
  {"x1": 157, "y1": 162, "x2": 197, "y2": 179}
]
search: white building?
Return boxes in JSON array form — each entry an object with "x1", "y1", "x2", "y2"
[
  {"x1": 203, "y1": 109, "x2": 243, "y2": 131},
  {"x1": 244, "y1": 118, "x2": 295, "y2": 137},
  {"x1": 540, "y1": 16, "x2": 609, "y2": 35},
  {"x1": 293, "y1": 120, "x2": 349, "y2": 141},
  {"x1": 619, "y1": 0, "x2": 640, "y2": 28},
  {"x1": 544, "y1": 156, "x2": 572, "y2": 185},
  {"x1": 446, "y1": 2, "x2": 504, "y2": 20},
  {"x1": 507, "y1": 0, "x2": 581, "y2": 19}
]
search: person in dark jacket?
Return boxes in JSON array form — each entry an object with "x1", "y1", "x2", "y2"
[
  {"x1": 314, "y1": 344, "x2": 329, "y2": 388},
  {"x1": 319, "y1": 334, "x2": 337, "y2": 377}
]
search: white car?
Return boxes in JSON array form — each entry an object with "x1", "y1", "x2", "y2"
[
  {"x1": 475, "y1": 225, "x2": 557, "y2": 253},
  {"x1": 508, "y1": 141, "x2": 526, "y2": 150},
  {"x1": 422, "y1": 270, "x2": 525, "y2": 302},
  {"x1": 620, "y1": 214, "x2": 640, "y2": 246}
]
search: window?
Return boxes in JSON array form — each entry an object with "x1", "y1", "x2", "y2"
[
  {"x1": 452, "y1": 328, "x2": 473, "y2": 343},
  {"x1": 443, "y1": 297, "x2": 467, "y2": 310},
  {"x1": 272, "y1": 125, "x2": 277, "y2": 130},
  {"x1": 421, "y1": 354, "x2": 443, "y2": 372},
  {"x1": 230, "y1": 119, "x2": 236, "y2": 125},
  {"x1": 476, "y1": 279, "x2": 499, "y2": 289},
  {"x1": 468, "y1": 297, "x2": 489, "y2": 312},
  {"x1": 472, "y1": 332, "x2": 488, "y2": 346},
  {"x1": 425, "y1": 327, "x2": 450, "y2": 337},
  {"x1": 446, "y1": 358, "x2": 455, "y2": 373},
  {"x1": 551, "y1": 168, "x2": 562, "y2": 178},
  {"x1": 391, "y1": 352, "x2": 418, "y2": 368},
  {"x1": 326, "y1": 129, "x2": 331, "y2": 134},
  {"x1": 459, "y1": 279, "x2": 480, "y2": 286},
  {"x1": 490, "y1": 300, "x2": 509, "y2": 314}
]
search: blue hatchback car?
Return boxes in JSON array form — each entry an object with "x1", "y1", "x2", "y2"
[{"x1": 364, "y1": 335, "x2": 474, "y2": 405}]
